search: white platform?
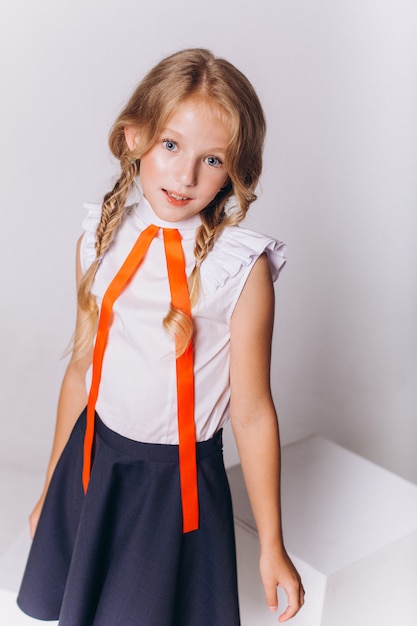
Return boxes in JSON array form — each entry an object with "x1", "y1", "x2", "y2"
[{"x1": 228, "y1": 435, "x2": 417, "y2": 626}]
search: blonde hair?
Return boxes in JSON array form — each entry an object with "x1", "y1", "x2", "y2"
[{"x1": 75, "y1": 48, "x2": 266, "y2": 359}]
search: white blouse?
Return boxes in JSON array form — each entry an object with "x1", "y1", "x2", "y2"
[{"x1": 80, "y1": 180, "x2": 286, "y2": 444}]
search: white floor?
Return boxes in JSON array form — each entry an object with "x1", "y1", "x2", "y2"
[{"x1": 0, "y1": 466, "x2": 282, "y2": 626}]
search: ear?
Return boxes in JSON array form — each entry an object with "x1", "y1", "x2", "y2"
[{"x1": 124, "y1": 125, "x2": 140, "y2": 152}]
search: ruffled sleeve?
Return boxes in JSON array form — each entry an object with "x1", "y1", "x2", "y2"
[
  {"x1": 200, "y1": 225, "x2": 286, "y2": 294},
  {"x1": 79, "y1": 203, "x2": 102, "y2": 274}
]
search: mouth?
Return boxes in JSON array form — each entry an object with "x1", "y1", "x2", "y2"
[{"x1": 162, "y1": 189, "x2": 192, "y2": 206}]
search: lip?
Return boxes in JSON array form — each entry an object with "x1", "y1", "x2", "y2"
[{"x1": 162, "y1": 189, "x2": 192, "y2": 207}]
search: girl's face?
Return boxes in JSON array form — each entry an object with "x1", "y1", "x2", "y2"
[{"x1": 125, "y1": 99, "x2": 230, "y2": 223}]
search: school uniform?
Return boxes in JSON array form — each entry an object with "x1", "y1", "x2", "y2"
[{"x1": 17, "y1": 179, "x2": 286, "y2": 625}]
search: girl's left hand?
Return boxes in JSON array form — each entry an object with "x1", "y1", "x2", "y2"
[{"x1": 259, "y1": 544, "x2": 305, "y2": 622}]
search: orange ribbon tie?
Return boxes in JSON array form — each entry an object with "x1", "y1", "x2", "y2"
[
  {"x1": 82, "y1": 224, "x2": 199, "y2": 534},
  {"x1": 163, "y1": 228, "x2": 198, "y2": 533}
]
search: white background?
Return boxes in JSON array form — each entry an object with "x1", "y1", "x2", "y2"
[{"x1": 0, "y1": 0, "x2": 416, "y2": 487}]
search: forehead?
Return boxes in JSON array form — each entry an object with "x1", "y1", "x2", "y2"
[{"x1": 163, "y1": 98, "x2": 232, "y2": 147}]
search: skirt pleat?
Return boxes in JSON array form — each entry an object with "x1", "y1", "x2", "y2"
[{"x1": 17, "y1": 410, "x2": 240, "y2": 625}]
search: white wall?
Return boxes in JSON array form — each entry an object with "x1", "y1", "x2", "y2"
[{"x1": 0, "y1": 0, "x2": 416, "y2": 484}]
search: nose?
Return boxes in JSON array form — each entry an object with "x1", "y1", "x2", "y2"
[{"x1": 174, "y1": 156, "x2": 197, "y2": 187}]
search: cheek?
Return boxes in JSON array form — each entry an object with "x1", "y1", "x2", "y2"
[
  {"x1": 204, "y1": 168, "x2": 229, "y2": 192},
  {"x1": 213, "y1": 172, "x2": 229, "y2": 194},
  {"x1": 221, "y1": 173, "x2": 230, "y2": 187},
  {"x1": 140, "y1": 152, "x2": 165, "y2": 183}
]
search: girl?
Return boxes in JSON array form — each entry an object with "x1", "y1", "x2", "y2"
[{"x1": 17, "y1": 48, "x2": 304, "y2": 625}]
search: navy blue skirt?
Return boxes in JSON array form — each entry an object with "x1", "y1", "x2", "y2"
[{"x1": 17, "y1": 410, "x2": 240, "y2": 625}]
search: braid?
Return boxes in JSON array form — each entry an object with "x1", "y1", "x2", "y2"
[
  {"x1": 72, "y1": 160, "x2": 138, "y2": 360},
  {"x1": 74, "y1": 168, "x2": 256, "y2": 361},
  {"x1": 96, "y1": 160, "x2": 138, "y2": 259}
]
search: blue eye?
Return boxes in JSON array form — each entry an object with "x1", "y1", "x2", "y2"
[
  {"x1": 162, "y1": 139, "x2": 177, "y2": 151},
  {"x1": 206, "y1": 156, "x2": 222, "y2": 167}
]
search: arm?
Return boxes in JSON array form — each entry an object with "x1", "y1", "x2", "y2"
[
  {"x1": 230, "y1": 254, "x2": 304, "y2": 622},
  {"x1": 29, "y1": 236, "x2": 93, "y2": 538}
]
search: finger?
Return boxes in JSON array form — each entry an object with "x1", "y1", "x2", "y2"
[
  {"x1": 278, "y1": 584, "x2": 303, "y2": 622},
  {"x1": 29, "y1": 513, "x2": 38, "y2": 540},
  {"x1": 299, "y1": 584, "x2": 306, "y2": 606},
  {"x1": 263, "y1": 581, "x2": 278, "y2": 613}
]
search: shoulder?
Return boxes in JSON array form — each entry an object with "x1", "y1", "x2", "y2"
[{"x1": 200, "y1": 224, "x2": 286, "y2": 294}]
